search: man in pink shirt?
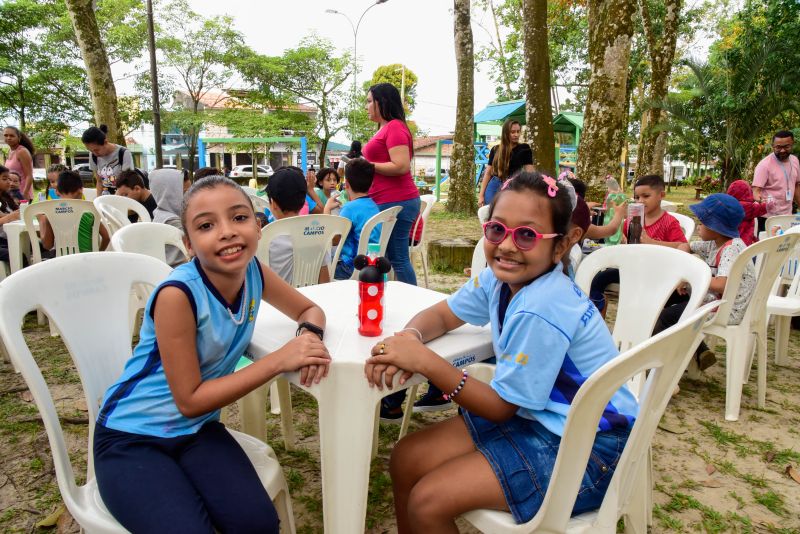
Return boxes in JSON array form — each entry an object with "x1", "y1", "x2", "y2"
[{"x1": 753, "y1": 130, "x2": 800, "y2": 232}]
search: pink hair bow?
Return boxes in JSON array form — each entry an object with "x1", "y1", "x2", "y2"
[{"x1": 542, "y1": 175, "x2": 558, "y2": 197}]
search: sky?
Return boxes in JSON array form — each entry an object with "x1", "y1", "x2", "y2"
[{"x1": 170, "y1": 0, "x2": 500, "y2": 141}]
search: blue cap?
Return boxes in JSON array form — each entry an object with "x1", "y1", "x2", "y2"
[{"x1": 689, "y1": 193, "x2": 744, "y2": 239}]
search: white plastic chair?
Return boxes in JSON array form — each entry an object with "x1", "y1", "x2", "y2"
[
  {"x1": 670, "y1": 212, "x2": 695, "y2": 242},
  {"x1": 24, "y1": 199, "x2": 102, "y2": 263},
  {"x1": 763, "y1": 214, "x2": 800, "y2": 284},
  {"x1": 110, "y1": 222, "x2": 190, "y2": 340},
  {"x1": 82, "y1": 188, "x2": 98, "y2": 201},
  {"x1": 93, "y1": 194, "x2": 152, "y2": 224},
  {"x1": 699, "y1": 232, "x2": 800, "y2": 421},
  {"x1": 767, "y1": 263, "x2": 800, "y2": 366},
  {"x1": 95, "y1": 203, "x2": 130, "y2": 236},
  {"x1": 660, "y1": 200, "x2": 677, "y2": 212},
  {"x1": 409, "y1": 194, "x2": 436, "y2": 287},
  {"x1": 241, "y1": 186, "x2": 259, "y2": 196},
  {"x1": 110, "y1": 222, "x2": 188, "y2": 264},
  {"x1": 258, "y1": 214, "x2": 352, "y2": 287},
  {"x1": 470, "y1": 237, "x2": 488, "y2": 278},
  {"x1": 575, "y1": 245, "x2": 712, "y2": 358},
  {"x1": 348, "y1": 206, "x2": 402, "y2": 280},
  {"x1": 477, "y1": 204, "x2": 491, "y2": 224},
  {"x1": 575, "y1": 244, "x2": 711, "y2": 528},
  {"x1": 0, "y1": 253, "x2": 295, "y2": 534},
  {"x1": 462, "y1": 302, "x2": 715, "y2": 534},
  {"x1": 568, "y1": 243, "x2": 583, "y2": 275}
]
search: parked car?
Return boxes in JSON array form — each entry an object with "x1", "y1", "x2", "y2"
[
  {"x1": 73, "y1": 163, "x2": 94, "y2": 181},
  {"x1": 229, "y1": 165, "x2": 274, "y2": 178}
]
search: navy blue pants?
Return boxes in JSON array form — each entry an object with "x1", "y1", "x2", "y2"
[
  {"x1": 94, "y1": 421, "x2": 279, "y2": 533},
  {"x1": 588, "y1": 268, "x2": 620, "y2": 312}
]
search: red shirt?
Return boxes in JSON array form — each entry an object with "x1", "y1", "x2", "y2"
[
  {"x1": 363, "y1": 119, "x2": 418, "y2": 205},
  {"x1": 623, "y1": 211, "x2": 687, "y2": 243}
]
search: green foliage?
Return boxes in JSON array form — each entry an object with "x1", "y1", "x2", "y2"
[
  {"x1": 663, "y1": 0, "x2": 800, "y2": 185},
  {"x1": 231, "y1": 35, "x2": 352, "y2": 163},
  {"x1": 0, "y1": 0, "x2": 146, "y2": 146},
  {"x1": 473, "y1": 0, "x2": 588, "y2": 103}
]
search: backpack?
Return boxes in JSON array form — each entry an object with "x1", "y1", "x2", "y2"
[{"x1": 92, "y1": 146, "x2": 149, "y2": 188}]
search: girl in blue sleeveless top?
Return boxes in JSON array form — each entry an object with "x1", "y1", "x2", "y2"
[
  {"x1": 365, "y1": 172, "x2": 639, "y2": 531},
  {"x1": 94, "y1": 176, "x2": 331, "y2": 533}
]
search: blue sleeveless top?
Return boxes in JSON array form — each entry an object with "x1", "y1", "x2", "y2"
[{"x1": 98, "y1": 257, "x2": 264, "y2": 437}]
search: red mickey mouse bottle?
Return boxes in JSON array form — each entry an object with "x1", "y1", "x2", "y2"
[{"x1": 354, "y1": 254, "x2": 392, "y2": 337}]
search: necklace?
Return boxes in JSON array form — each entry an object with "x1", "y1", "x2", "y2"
[{"x1": 227, "y1": 277, "x2": 248, "y2": 325}]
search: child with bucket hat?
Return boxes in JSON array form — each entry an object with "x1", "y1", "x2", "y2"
[{"x1": 653, "y1": 193, "x2": 757, "y2": 369}]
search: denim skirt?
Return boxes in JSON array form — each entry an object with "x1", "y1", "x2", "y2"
[{"x1": 462, "y1": 409, "x2": 630, "y2": 523}]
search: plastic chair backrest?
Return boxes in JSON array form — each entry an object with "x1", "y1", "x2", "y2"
[
  {"x1": 24, "y1": 199, "x2": 102, "y2": 263},
  {"x1": 356, "y1": 206, "x2": 401, "y2": 258},
  {"x1": 765, "y1": 214, "x2": 800, "y2": 236},
  {"x1": 500, "y1": 303, "x2": 715, "y2": 532},
  {"x1": 470, "y1": 238, "x2": 488, "y2": 278},
  {"x1": 241, "y1": 186, "x2": 259, "y2": 197},
  {"x1": 82, "y1": 189, "x2": 98, "y2": 201},
  {"x1": 258, "y1": 214, "x2": 352, "y2": 287},
  {"x1": 0, "y1": 253, "x2": 172, "y2": 521},
  {"x1": 95, "y1": 202, "x2": 130, "y2": 236},
  {"x1": 410, "y1": 194, "x2": 435, "y2": 252},
  {"x1": 707, "y1": 232, "x2": 800, "y2": 331},
  {"x1": 670, "y1": 212, "x2": 695, "y2": 241},
  {"x1": 477, "y1": 204, "x2": 491, "y2": 224},
  {"x1": 111, "y1": 222, "x2": 189, "y2": 264},
  {"x1": 93, "y1": 194, "x2": 152, "y2": 223},
  {"x1": 764, "y1": 214, "x2": 800, "y2": 283},
  {"x1": 575, "y1": 245, "x2": 711, "y2": 353}
]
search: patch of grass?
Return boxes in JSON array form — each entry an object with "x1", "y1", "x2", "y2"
[
  {"x1": 653, "y1": 504, "x2": 685, "y2": 530},
  {"x1": 286, "y1": 468, "x2": 304, "y2": 493},
  {"x1": 752, "y1": 490, "x2": 787, "y2": 517}
]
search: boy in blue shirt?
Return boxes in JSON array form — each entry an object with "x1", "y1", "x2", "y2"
[{"x1": 329, "y1": 159, "x2": 380, "y2": 280}]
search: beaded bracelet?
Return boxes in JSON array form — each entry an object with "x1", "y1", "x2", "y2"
[{"x1": 443, "y1": 370, "x2": 469, "y2": 401}]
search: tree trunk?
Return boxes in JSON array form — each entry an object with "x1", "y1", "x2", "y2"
[
  {"x1": 576, "y1": 0, "x2": 636, "y2": 198},
  {"x1": 448, "y1": 0, "x2": 477, "y2": 215},
  {"x1": 636, "y1": 0, "x2": 682, "y2": 175},
  {"x1": 319, "y1": 137, "x2": 329, "y2": 168},
  {"x1": 521, "y1": 0, "x2": 556, "y2": 176},
  {"x1": 63, "y1": 0, "x2": 125, "y2": 145}
]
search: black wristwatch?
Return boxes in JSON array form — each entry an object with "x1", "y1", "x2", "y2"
[{"x1": 296, "y1": 321, "x2": 324, "y2": 340}]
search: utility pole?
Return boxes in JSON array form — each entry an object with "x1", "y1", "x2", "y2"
[{"x1": 146, "y1": 0, "x2": 163, "y2": 169}]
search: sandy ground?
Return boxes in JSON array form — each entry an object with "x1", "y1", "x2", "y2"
[{"x1": 1, "y1": 196, "x2": 799, "y2": 533}]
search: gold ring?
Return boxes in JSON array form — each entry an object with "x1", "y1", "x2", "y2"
[{"x1": 379, "y1": 343, "x2": 386, "y2": 355}]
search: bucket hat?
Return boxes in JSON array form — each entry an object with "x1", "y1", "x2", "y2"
[{"x1": 689, "y1": 193, "x2": 744, "y2": 239}]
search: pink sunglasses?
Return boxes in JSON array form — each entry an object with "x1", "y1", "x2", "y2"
[{"x1": 482, "y1": 221, "x2": 560, "y2": 250}]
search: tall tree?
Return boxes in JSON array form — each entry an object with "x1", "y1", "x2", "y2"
[
  {"x1": 63, "y1": 0, "x2": 125, "y2": 144},
  {"x1": 521, "y1": 0, "x2": 556, "y2": 175},
  {"x1": 233, "y1": 36, "x2": 351, "y2": 165},
  {"x1": 449, "y1": 0, "x2": 477, "y2": 214},
  {"x1": 636, "y1": 0, "x2": 682, "y2": 175},
  {"x1": 576, "y1": 0, "x2": 636, "y2": 197}
]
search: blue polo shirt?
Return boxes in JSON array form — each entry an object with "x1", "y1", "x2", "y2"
[
  {"x1": 97, "y1": 257, "x2": 264, "y2": 437},
  {"x1": 447, "y1": 266, "x2": 638, "y2": 436},
  {"x1": 339, "y1": 196, "x2": 380, "y2": 267}
]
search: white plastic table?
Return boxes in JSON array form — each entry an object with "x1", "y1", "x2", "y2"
[{"x1": 248, "y1": 280, "x2": 494, "y2": 534}]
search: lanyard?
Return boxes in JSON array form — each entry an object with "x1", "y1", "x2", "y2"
[{"x1": 775, "y1": 154, "x2": 793, "y2": 191}]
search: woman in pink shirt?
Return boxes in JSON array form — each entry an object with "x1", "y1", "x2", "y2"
[
  {"x1": 362, "y1": 83, "x2": 420, "y2": 286},
  {"x1": 3, "y1": 126, "x2": 35, "y2": 200}
]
